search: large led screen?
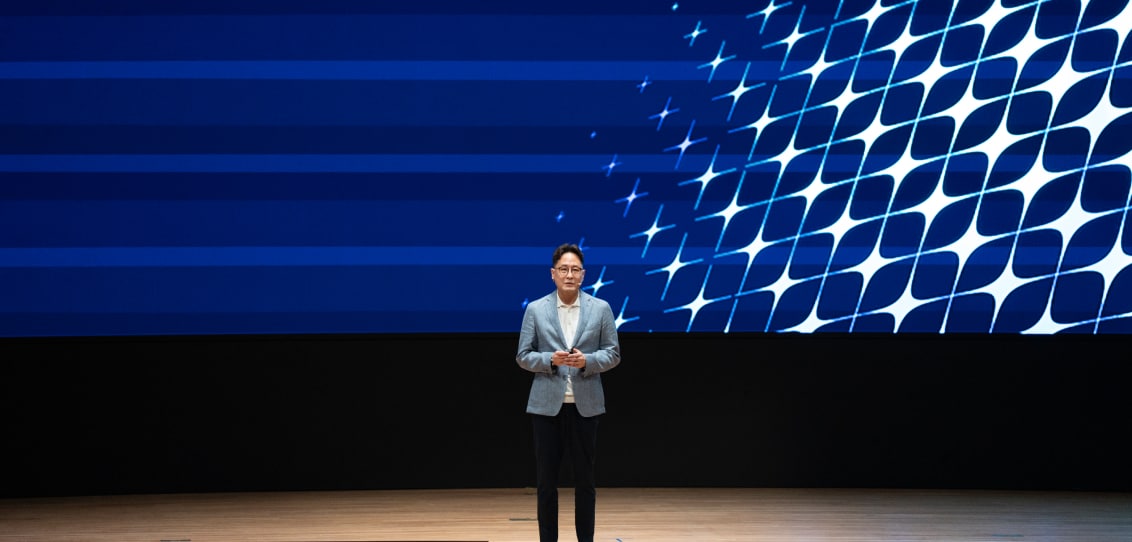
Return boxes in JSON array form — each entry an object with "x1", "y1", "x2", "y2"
[{"x1": 1, "y1": 0, "x2": 1130, "y2": 337}]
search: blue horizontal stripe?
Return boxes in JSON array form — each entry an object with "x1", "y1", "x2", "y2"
[
  {"x1": 0, "y1": 246, "x2": 547, "y2": 267},
  {"x1": 0, "y1": 245, "x2": 861, "y2": 268},
  {"x1": 0, "y1": 153, "x2": 739, "y2": 173},
  {"x1": 0, "y1": 60, "x2": 713, "y2": 81}
]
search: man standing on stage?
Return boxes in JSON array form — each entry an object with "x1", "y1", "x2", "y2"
[{"x1": 516, "y1": 243, "x2": 621, "y2": 542}]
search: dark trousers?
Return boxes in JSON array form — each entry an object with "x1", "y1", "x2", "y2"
[{"x1": 531, "y1": 403, "x2": 600, "y2": 542}]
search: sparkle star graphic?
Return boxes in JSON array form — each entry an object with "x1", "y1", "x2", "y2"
[
  {"x1": 678, "y1": 145, "x2": 737, "y2": 210},
  {"x1": 698, "y1": 40, "x2": 736, "y2": 83},
  {"x1": 649, "y1": 96, "x2": 680, "y2": 131},
  {"x1": 664, "y1": 266, "x2": 731, "y2": 332},
  {"x1": 748, "y1": 1, "x2": 792, "y2": 35},
  {"x1": 768, "y1": 6, "x2": 820, "y2": 57},
  {"x1": 636, "y1": 75, "x2": 652, "y2": 93},
  {"x1": 695, "y1": 171, "x2": 757, "y2": 250},
  {"x1": 684, "y1": 20, "x2": 706, "y2": 47},
  {"x1": 629, "y1": 204, "x2": 676, "y2": 257},
  {"x1": 646, "y1": 233, "x2": 704, "y2": 301},
  {"x1": 601, "y1": 154, "x2": 622, "y2": 177},
  {"x1": 584, "y1": 266, "x2": 613, "y2": 297},
  {"x1": 663, "y1": 119, "x2": 708, "y2": 170},
  {"x1": 713, "y1": 63, "x2": 764, "y2": 122},
  {"x1": 615, "y1": 178, "x2": 649, "y2": 217},
  {"x1": 614, "y1": 297, "x2": 640, "y2": 329}
]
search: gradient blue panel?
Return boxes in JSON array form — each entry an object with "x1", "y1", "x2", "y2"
[{"x1": 2, "y1": 0, "x2": 1130, "y2": 337}]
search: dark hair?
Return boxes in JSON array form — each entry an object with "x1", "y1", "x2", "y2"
[{"x1": 552, "y1": 243, "x2": 585, "y2": 267}]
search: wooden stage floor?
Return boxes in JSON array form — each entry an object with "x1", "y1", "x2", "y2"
[{"x1": 2, "y1": 487, "x2": 1129, "y2": 541}]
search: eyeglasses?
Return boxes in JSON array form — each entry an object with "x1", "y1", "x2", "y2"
[{"x1": 554, "y1": 266, "x2": 585, "y2": 275}]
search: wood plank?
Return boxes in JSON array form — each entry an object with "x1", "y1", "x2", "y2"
[{"x1": 1, "y1": 488, "x2": 1129, "y2": 541}]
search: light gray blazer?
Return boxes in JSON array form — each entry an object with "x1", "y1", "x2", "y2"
[{"x1": 516, "y1": 291, "x2": 621, "y2": 417}]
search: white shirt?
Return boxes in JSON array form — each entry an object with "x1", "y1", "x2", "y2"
[{"x1": 557, "y1": 293, "x2": 580, "y2": 402}]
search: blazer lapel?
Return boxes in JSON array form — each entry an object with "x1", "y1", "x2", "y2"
[
  {"x1": 545, "y1": 293, "x2": 567, "y2": 349},
  {"x1": 573, "y1": 293, "x2": 590, "y2": 347}
]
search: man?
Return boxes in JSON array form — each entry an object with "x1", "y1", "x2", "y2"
[{"x1": 516, "y1": 243, "x2": 621, "y2": 542}]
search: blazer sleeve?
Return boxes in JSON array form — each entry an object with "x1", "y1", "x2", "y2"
[
  {"x1": 581, "y1": 299, "x2": 620, "y2": 377},
  {"x1": 516, "y1": 301, "x2": 554, "y2": 374}
]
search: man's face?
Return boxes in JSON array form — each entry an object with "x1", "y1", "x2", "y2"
[{"x1": 551, "y1": 252, "x2": 585, "y2": 296}]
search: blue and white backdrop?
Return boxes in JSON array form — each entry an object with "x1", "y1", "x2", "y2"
[{"x1": 1, "y1": 0, "x2": 1130, "y2": 336}]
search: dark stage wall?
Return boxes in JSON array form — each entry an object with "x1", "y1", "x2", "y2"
[{"x1": 3, "y1": 333, "x2": 1130, "y2": 498}]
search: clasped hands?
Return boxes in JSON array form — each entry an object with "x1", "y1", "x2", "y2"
[{"x1": 552, "y1": 348, "x2": 586, "y2": 369}]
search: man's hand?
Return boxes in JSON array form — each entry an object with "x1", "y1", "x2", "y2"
[{"x1": 552, "y1": 349, "x2": 586, "y2": 368}]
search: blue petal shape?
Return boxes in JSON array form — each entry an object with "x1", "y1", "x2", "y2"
[
  {"x1": 910, "y1": 116, "x2": 955, "y2": 158},
  {"x1": 863, "y1": 3, "x2": 914, "y2": 51},
  {"x1": 768, "y1": 278, "x2": 821, "y2": 331},
  {"x1": 954, "y1": 98, "x2": 1007, "y2": 151},
  {"x1": 911, "y1": 0, "x2": 960, "y2": 34},
  {"x1": 983, "y1": 5, "x2": 1037, "y2": 57},
  {"x1": 853, "y1": 50, "x2": 896, "y2": 93},
  {"x1": 987, "y1": 135, "x2": 1042, "y2": 189},
  {"x1": 973, "y1": 57, "x2": 1017, "y2": 99},
  {"x1": 1006, "y1": 91, "x2": 1052, "y2": 134},
  {"x1": 860, "y1": 257, "x2": 914, "y2": 312},
  {"x1": 892, "y1": 34, "x2": 943, "y2": 83},
  {"x1": 862, "y1": 125, "x2": 913, "y2": 175},
  {"x1": 892, "y1": 159, "x2": 944, "y2": 212},
  {"x1": 1089, "y1": 112, "x2": 1132, "y2": 166},
  {"x1": 1081, "y1": 0, "x2": 1130, "y2": 30},
  {"x1": 779, "y1": 148, "x2": 824, "y2": 196},
  {"x1": 833, "y1": 90, "x2": 883, "y2": 140},
  {"x1": 816, "y1": 271, "x2": 864, "y2": 319},
  {"x1": 810, "y1": 60, "x2": 854, "y2": 106},
  {"x1": 923, "y1": 197, "x2": 978, "y2": 251},
  {"x1": 1102, "y1": 266, "x2": 1132, "y2": 316},
  {"x1": 1062, "y1": 213, "x2": 1122, "y2": 271},
  {"x1": 1016, "y1": 37, "x2": 1071, "y2": 92},
  {"x1": 993, "y1": 278, "x2": 1054, "y2": 332},
  {"x1": 880, "y1": 213, "x2": 926, "y2": 258},
  {"x1": 1042, "y1": 127, "x2": 1090, "y2": 172},
  {"x1": 826, "y1": 19, "x2": 867, "y2": 63},
  {"x1": 849, "y1": 174, "x2": 894, "y2": 220},
  {"x1": 976, "y1": 189, "x2": 1024, "y2": 236},
  {"x1": 788, "y1": 233, "x2": 834, "y2": 280},
  {"x1": 880, "y1": 82, "x2": 923, "y2": 126},
  {"x1": 922, "y1": 65, "x2": 974, "y2": 116},
  {"x1": 1051, "y1": 271, "x2": 1105, "y2": 324},
  {"x1": 1071, "y1": 28, "x2": 1119, "y2": 72},
  {"x1": 939, "y1": 24, "x2": 984, "y2": 66},
  {"x1": 801, "y1": 182, "x2": 852, "y2": 234},
  {"x1": 898, "y1": 298, "x2": 948, "y2": 332},
  {"x1": 956, "y1": 236, "x2": 1014, "y2": 292},
  {"x1": 1022, "y1": 173, "x2": 1080, "y2": 229},
  {"x1": 945, "y1": 293, "x2": 995, "y2": 332},
  {"x1": 1013, "y1": 229, "x2": 1063, "y2": 278},
  {"x1": 795, "y1": 105, "x2": 837, "y2": 149},
  {"x1": 912, "y1": 250, "x2": 959, "y2": 299},
  {"x1": 822, "y1": 140, "x2": 866, "y2": 183},
  {"x1": 747, "y1": 239, "x2": 792, "y2": 288},
  {"x1": 830, "y1": 218, "x2": 884, "y2": 272},
  {"x1": 730, "y1": 291, "x2": 774, "y2": 331},
  {"x1": 1051, "y1": 73, "x2": 1108, "y2": 126},
  {"x1": 769, "y1": 75, "x2": 812, "y2": 117},
  {"x1": 1080, "y1": 165, "x2": 1131, "y2": 213},
  {"x1": 942, "y1": 152, "x2": 988, "y2": 197},
  {"x1": 852, "y1": 312, "x2": 896, "y2": 332},
  {"x1": 1035, "y1": 0, "x2": 1081, "y2": 39},
  {"x1": 1112, "y1": 66, "x2": 1132, "y2": 107},
  {"x1": 750, "y1": 113, "x2": 799, "y2": 160}
]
